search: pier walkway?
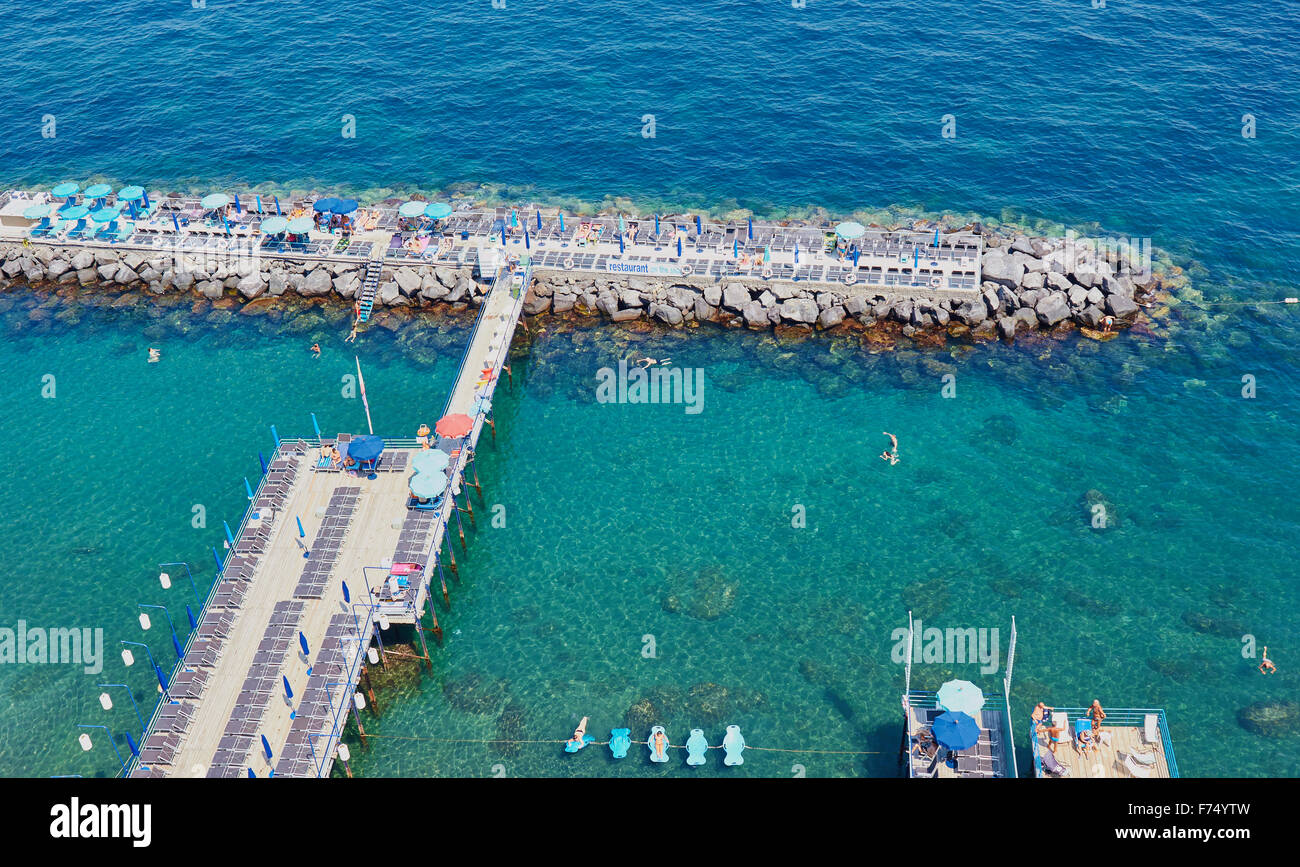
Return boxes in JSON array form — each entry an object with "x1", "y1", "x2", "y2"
[
  {"x1": 1, "y1": 190, "x2": 981, "y2": 294},
  {"x1": 127, "y1": 259, "x2": 530, "y2": 778}
]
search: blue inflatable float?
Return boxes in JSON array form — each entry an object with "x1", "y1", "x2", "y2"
[
  {"x1": 722, "y1": 725, "x2": 745, "y2": 766},
  {"x1": 564, "y1": 716, "x2": 594, "y2": 753},
  {"x1": 609, "y1": 728, "x2": 631, "y2": 759},
  {"x1": 685, "y1": 729, "x2": 708, "y2": 766}
]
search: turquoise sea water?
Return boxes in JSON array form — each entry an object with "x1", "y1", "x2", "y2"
[{"x1": 1, "y1": 0, "x2": 1298, "y2": 776}]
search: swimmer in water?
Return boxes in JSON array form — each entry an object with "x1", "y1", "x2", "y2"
[
  {"x1": 1259, "y1": 646, "x2": 1277, "y2": 674},
  {"x1": 879, "y1": 431, "x2": 899, "y2": 466},
  {"x1": 566, "y1": 716, "x2": 590, "y2": 751},
  {"x1": 310, "y1": 343, "x2": 321, "y2": 356},
  {"x1": 147, "y1": 348, "x2": 160, "y2": 363}
]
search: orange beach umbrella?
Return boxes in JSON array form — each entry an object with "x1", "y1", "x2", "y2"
[{"x1": 435, "y1": 413, "x2": 473, "y2": 439}]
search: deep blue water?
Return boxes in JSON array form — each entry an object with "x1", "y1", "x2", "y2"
[{"x1": 1, "y1": 0, "x2": 1298, "y2": 776}]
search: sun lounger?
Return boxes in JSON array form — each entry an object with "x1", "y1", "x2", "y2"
[
  {"x1": 1123, "y1": 753, "x2": 1152, "y2": 778},
  {"x1": 1130, "y1": 748, "x2": 1157, "y2": 766},
  {"x1": 1143, "y1": 714, "x2": 1159, "y2": 746}
]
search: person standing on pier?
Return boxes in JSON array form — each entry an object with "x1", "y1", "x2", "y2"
[{"x1": 1088, "y1": 699, "x2": 1106, "y2": 735}]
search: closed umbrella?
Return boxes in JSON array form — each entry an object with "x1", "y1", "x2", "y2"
[
  {"x1": 936, "y1": 680, "x2": 985, "y2": 717},
  {"x1": 412, "y1": 450, "x2": 449, "y2": 474},
  {"x1": 932, "y1": 710, "x2": 980, "y2": 751},
  {"x1": 409, "y1": 471, "x2": 448, "y2": 499},
  {"x1": 435, "y1": 413, "x2": 473, "y2": 439}
]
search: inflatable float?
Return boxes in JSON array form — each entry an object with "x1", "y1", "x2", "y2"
[
  {"x1": 564, "y1": 716, "x2": 595, "y2": 753},
  {"x1": 685, "y1": 729, "x2": 708, "y2": 766},
  {"x1": 648, "y1": 725, "x2": 670, "y2": 763},
  {"x1": 609, "y1": 728, "x2": 631, "y2": 759},
  {"x1": 722, "y1": 725, "x2": 745, "y2": 766}
]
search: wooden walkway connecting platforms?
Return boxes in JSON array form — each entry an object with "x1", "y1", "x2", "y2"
[{"x1": 127, "y1": 261, "x2": 530, "y2": 778}]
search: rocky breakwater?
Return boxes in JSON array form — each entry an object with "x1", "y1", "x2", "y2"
[
  {"x1": 523, "y1": 231, "x2": 1162, "y2": 341},
  {"x1": 0, "y1": 243, "x2": 487, "y2": 310}
]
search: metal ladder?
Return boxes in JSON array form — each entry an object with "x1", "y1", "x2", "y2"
[{"x1": 357, "y1": 257, "x2": 382, "y2": 323}]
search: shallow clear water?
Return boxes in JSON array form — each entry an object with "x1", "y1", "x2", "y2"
[{"x1": 1, "y1": 0, "x2": 1298, "y2": 776}]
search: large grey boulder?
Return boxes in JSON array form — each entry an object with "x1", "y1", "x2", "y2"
[
  {"x1": 302, "y1": 268, "x2": 333, "y2": 296},
  {"x1": 722, "y1": 283, "x2": 751, "y2": 310},
  {"x1": 817, "y1": 305, "x2": 845, "y2": 329},
  {"x1": 394, "y1": 269, "x2": 422, "y2": 297},
  {"x1": 779, "y1": 297, "x2": 819, "y2": 324},
  {"x1": 71, "y1": 250, "x2": 95, "y2": 271},
  {"x1": 651, "y1": 303, "x2": 684, "y2": 326},
  {"x1": 1035, "y1": 291, "x2": 1071, "y2": 326},
  {"x1": 596, "y1": 290, "x2": 619, "y2": 317},
  {"x1": 982, "y1": 252, "x2": 1025, "y2": 289},
  {"x1": 1105, "y1": 294, "x2": 1139, "y2": 318},
  {"x1": 743, "y1": 301, "x2": 768, "y2": 328},
  {"x1": 694, "y1": 296, "x2": 717, "y2": 322},
  {"x1": 197, "y1": 280, "x2": 224, "y2": 300},
  {"x1": 703, "y1": 284, "x2": 722, "y2": 306},
  {"x1": 237, "y1": 272, "x2": 266, "y2": 299}
]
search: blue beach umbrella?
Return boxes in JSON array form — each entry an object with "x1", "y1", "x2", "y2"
[
  {"x1": 412, "y1": 450, "x2": 450, "y2": 474},
  {"x1": 524, "y1": 228, "x2": 531, "y2": 249},
  {"x1": 853, "y1": 248, "x2": 860, "y2": 267},
  {"x1": 933, "y1": 710, "x2": 980, "y2": 751},
  {"x1": 313, "y1": 197, "x2": 339, "y2": 213},
  {"x1": 60, "y1": 205, "x2": 89, "y2": 220},
  {"x1": 298, "y1": 631, "x2": 310, "y2": 657},
  {"x1": 171, "y1": 211, "x2": 181, "y2": 232},
  {"x1": 835, "y1": 221, "x2": 865, "y2": 240},
  {"x1": 282, "y1": 675, "x2": 294, "y2": 701},
  {"x1": 259, "y1": 216, "x2": 288, "y2": 235},
  {"x1": 223, "y1": 214, "x2": 230, "y2": 233},
  {"x1": 51, "y1": 181, "x2": 79, "y2": 199},
  {"x1": 117, "y1": 185, "x2": 145, "y2": 218},
  {"x1": 261, "y1": 734, "x2": 273, "y2": 761},
  {"x1": 794, "y1": 243, "x2": 800, "y2": 264},
  {"x1": 618, "y1": 214, "x2": 625, "y2": 234},
  {"x1": 747, "y1": 217, "x2": 753, "y2": 240},
  {"x1": 763, "y1": 245, "x2": 771, "y2": 264},
  {"x1": 332, "y1": 198, "x2": 358, "y2": 215},
  {"x1": 732, "y1": 239, "x2": 738, "y2": 258},
  {"x1": 84, "y1": 183, "x2": 112, "y2": 208},
  {"x1": 287, "y1": 216, "x2": 313, "y2": 235},
  {"x1": 559, "y1": 213, "x2": 565, "y2": 233},
  {"x1": 22, "y1": 203, "x2": 50, "y2": 220},
  {"x1": 536, "y1": 210, "x2": 542, "y2": 230},
  {"x1": 342, "y1": 581, "x2": 350, "y2": 604},
  {"x1": 90, "y1": 206, "x2": 121, "y2": 224},
  {"x1": 914, "y1": 247, "x2": 919, "y2": 269},
  {"x1": 256, "y1": 195, "x2": 263, "y2": 213},
  {"x1": 424, "y1": 202, "x2": 451, "y2": 220},
  {"x1": 410, "y1": 471, "x2": 448, "y2": 499},
  {"x1": 126, "y1": 732, "x2": 139, "y2": 757},
  {"x1": 618, "y1": 233, "x2": 624, "y2": 253},
  {"x1": 273, "y1": 195, "x2": 282, "y2": 215},
  {"x1": 937, "y1": 680, "x2": 985, "y2": 717},
  {"x1": 654, "y1": 214, "x2": 660, "y2": 235},
  {"x1": 398, "y1": 200, "x2": 426, "y2": 218},
  {"x1": 247, "y1": 768, "x2": 256, "y2": 778},
  {"x1": 232, "y1": 194, "x2": 242, "y2": 213},
  {"x1": 695, "y1": 215, "x2": 701, "y2": 234},
  {"x1": 348, "y1": 435, "x2": 384, "y2": 464},
  {"x1": 934, "y1": 228, "x2": 940, "y2": 247},
  {"x1": 677, "y1": 236, "x2": 682, "y2": 258},
  {"x1": 500, "y1": 224, "x2": 507, "y2": 245},
  {"x1": 201, "y1": 193, "x2": 230, "y2": 210}
]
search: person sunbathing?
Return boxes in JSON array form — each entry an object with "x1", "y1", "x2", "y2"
[{"x1": 1076, "y1": 727, "x2": 1098, "y2": 755}]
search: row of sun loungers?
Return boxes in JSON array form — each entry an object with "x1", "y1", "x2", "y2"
[
  {"x1": 292, "y1": 487, "x2": 359, "y2": 600},
  {"x1": 275, "y1": 614, "x2": 365, "y2": 777}
]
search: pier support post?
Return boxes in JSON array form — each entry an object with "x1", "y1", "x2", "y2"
[
  {"x1": 413, "y1": 614, "x2": 432, "y2": 673},
  {"x1": 453, "y1": 494, "x2": 468, "y2": 550},
  {"x1": 460, "y1": 486, "x2": 476, "y2": 527},
  {"x1": 351, "y1": 704, "x2": 368, "y2": 750},
  {"x1": 470, "y1": 459, "x2": 483, "y2": 499},
  {"x1": 426, "y1": 593, "x2": 444, "y2": 645},
  {"x1": 488, "y1": 415, "x2": 496, "y2": 444},
  {"x1": 437, "y1": 559, "x2": 451, "y2": 607},
  {"x1": 443, "y1": 529, "x2": 458, "y2": 577},
  {"x1": 361, "y1": 665, "x2": 379, "y2": 715}
]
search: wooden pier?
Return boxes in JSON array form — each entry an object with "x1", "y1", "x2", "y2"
[{"x1": 127, "y1": 260, "x2": 530, "y2": 778}]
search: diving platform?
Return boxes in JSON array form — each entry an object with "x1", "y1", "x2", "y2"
[{"x1": 124, "y1": 259, "x2": 530, "y2": 778}]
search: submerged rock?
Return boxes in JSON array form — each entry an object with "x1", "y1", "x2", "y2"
[{"x1": 1237, "y1": 701, "x2": 1300, "y2": 738}]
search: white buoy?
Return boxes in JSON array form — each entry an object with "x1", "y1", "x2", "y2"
[
  {"x1": 139, "y1": 612, "x2": 152, "y2": 631},
  {"x1": 121, "y1": 649, "x2": 135, "y2": 667},
  {"x1": 79, "y1": 733, "x2": 93, "y2": 751},
  {"x1": 159, "y1": 572, "x2": 172, "y2": 589},
  {"x1": 99, "y1": 693, "x2": 113, "y2": 711},
  {"x1": 354, "y1": 693, "x2": 366, "y2": 710},
  {"x1": 337, "y1": 744, "x2": 351, "y2": 762},
  {"x1": 378, "y1": 615, "x2": 390, "y2": 631},
  {"x1": 367, "y1": 647, "x2": 380, "y2": 665}
]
